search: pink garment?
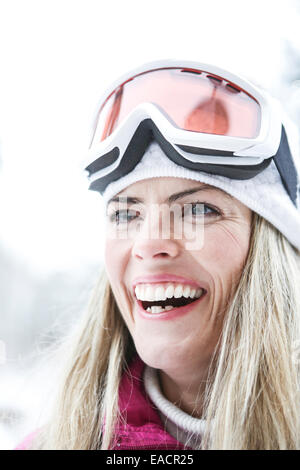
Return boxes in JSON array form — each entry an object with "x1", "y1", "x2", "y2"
[
  {"x1": 15, "y1": 430, "x2": 39, "y2": 450},
  {"x1": 111, "y1": 354, "x2": 190, "y2": 450},
  {"x1": 15, "y1": 354, "x2": 190, "y2": 450}
]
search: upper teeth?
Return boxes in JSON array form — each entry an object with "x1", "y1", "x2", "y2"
[{"x1": 134, "y1": 283, "x2": 203, "y2": 301}]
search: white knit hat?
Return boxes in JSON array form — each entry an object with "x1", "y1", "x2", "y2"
[{"x1": 102, "y1": 116, "x2": 300, "y2": 252}]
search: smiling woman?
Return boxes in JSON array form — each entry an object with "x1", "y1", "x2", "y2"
[
  {"x1": 105, "y1": 177, "x2": 252, "y2": 385},
  {"x1": 16, "y1": 60, "x2": 300, "y2": 450}
]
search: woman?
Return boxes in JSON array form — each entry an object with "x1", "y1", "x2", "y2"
[{"x1": 16, "y1": 60, "x2": 300, "y2": 450}]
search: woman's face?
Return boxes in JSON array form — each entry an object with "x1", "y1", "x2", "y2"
[{"x1": 104, "y1": 177, "x2": 252, "y2": 373}]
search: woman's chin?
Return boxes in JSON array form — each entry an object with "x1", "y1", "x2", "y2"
[{"x1": 134, "y1": 342, "x2": 191, "y2": 371}]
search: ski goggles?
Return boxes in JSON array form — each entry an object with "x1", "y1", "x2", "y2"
[{"x1": 85, "y1": 60, "x2": 298, "y2": 206}]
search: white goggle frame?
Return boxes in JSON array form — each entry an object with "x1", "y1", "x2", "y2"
[{"x1": 84, "y1": 59, "x2": 283, "y2": 185}]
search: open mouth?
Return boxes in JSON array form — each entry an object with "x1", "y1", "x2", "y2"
[
  {"x1": 141, "y1": 295, "x2": 200, "y2": 312},
  {"x1": 135, "y1": 285, "x2": 206, "y2": 313}
]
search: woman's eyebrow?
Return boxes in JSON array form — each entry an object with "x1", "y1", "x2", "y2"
[
  {"x1": 167, "y1": 185, "x2": 234, "y2": 203},
  {"x1": 107, "y1": 184, "x2": 233, "y2": 206}
]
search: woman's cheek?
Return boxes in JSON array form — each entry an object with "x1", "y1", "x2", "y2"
[
  {"x1": 105, "y1": 239, "x2": 120, "y2": 280},
  {"x1": 199, "y1": 227, "x2": 249, "y2": 272},
  {"x1": 105, "y1": 238, "x2": 131, "y2": 282}
]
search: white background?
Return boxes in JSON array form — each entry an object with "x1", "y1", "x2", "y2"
[{"x1": 0, "y1": 0, "x2": 300, "y2": 450}]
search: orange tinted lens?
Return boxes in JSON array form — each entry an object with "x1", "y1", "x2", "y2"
[{"x1": 95, "y1": 68, "x2": 261, "y2": 143}]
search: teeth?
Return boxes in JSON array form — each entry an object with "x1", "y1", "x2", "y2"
[
  {"x1": 174, "y1": 285, "x2": 183, "y2": 298},
  {"x1": 196, "y1": 288, "x2": 202, "y2": 297},
  {"x1": 155, "y1": 286, "x2": 167, "y2": 301},
  {"x1": 165, "y1": 285, "x2": 174, "y2": 298},
  {"x1": 146, "y1": 305, "x2": 174, "y2": 313},
  {"x1": 190, "y1": 288, "x2": 196, "y2": 298},
  {"x1": 145, "y1": 285, "x2": 156, "y2": 302},
  {"x1": 135, "y1": 282, "x2": 204, "y2": 302},
  {"x1": 135, "y1": 285, "x2": 140, "y2": 299},
  {"x1": 183, "y1": 286, "x2": 191, "y2": 298},
  {"x1": 150, "y1": 306, "x2": 163, "y2": 314}
]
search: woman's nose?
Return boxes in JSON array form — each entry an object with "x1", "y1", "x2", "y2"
[
  {"x1": 131, "y1": 205, "x2": 180, "y2": 260},
  {"x1": 132, "y1": 237, "x2": 180, "y2": 260}
]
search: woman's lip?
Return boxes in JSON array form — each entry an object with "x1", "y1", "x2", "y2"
[
  {"x1": 135, "y1": 292, "x2": 206, "y2": 321},
  {"x1": 132, "y1": 274, "x2": 207, "y2": 291}
]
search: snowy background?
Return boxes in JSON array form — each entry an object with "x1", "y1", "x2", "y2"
[{"x1": 1, "y1": 0, "x2": 300, "y2": 449}]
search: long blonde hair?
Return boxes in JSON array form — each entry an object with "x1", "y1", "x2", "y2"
[{"x1": 32, "y1": 212, "x2": 300, "y2": 449}]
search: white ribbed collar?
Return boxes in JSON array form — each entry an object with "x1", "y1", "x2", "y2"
[{"x1": 143, "y1": 364, "x2": 206, "y2": 449}]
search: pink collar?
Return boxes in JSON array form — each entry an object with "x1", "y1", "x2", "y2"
[{"x1": 113, "y1": 354, "x2": 190, "y2": 450}]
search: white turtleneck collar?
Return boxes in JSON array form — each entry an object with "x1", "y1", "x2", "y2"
[{"x1": 143, "y1": 364, "x2": 206, "y2": 450}]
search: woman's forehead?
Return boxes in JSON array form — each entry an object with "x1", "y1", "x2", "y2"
[{"x1": 115, "y1": 177, "x2": 234, "y2": 202}]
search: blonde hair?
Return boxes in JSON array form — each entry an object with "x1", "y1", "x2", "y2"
[{"x1": 31, "y1": 212, "x2": 300, "y2": 449}]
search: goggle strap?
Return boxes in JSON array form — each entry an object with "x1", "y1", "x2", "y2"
[
  {"x1": 273, "y1": 125, "x2": 298, "y2": 207},
  {"x1": 150, "y1": 120, "x2": 272, "y2": 178},
  {"x1": 88, "y1": 119, "x2": 273, "y2": 194},
  {"x1": 86, "y1": 148, "x2": 119, "y2": 175}
]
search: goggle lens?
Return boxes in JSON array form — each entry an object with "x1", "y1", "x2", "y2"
[{"x1": 94, "y1": 67, "x2": 261, "y2": 143}]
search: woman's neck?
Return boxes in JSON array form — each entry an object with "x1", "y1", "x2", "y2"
[{"x1": 158, "y1": 363, "x2": 212, "y2": 418}]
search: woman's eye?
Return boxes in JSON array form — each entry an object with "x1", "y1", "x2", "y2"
[
  {"x1": 108, "y1": 209, "x2": 138, "y2": 224},
  {"x1": 184, "y1": 203, "x2": 220, "y2": 218},
  {"x1": 108, "y1": 203, "x2": 220, "y2": 225}
]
